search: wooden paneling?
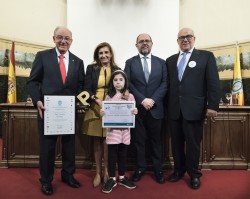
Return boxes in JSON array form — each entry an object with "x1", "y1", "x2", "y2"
[
  {"x1": 202, "y1": 107, "x2": 249, "y2": 170},
  {"x1": 1, "y1": 103, "x2": 250, "y2": 170},
  {"x1": 0, "y1": 104, "x2": 39, "y2": 167}
]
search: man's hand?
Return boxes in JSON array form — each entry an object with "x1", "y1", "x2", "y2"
[
  {"x1": 206, "y1": 109, "x2": 218, "y2": 121},
  {"x1": 77, "y1": 102, "x2": 85, "y2": 113},
  {"x1": 37, "y1": 101, "x2": 45, "y2": 119},
  {"x1": 142, "y1": 98, "x2": 155, "y2": 110}
]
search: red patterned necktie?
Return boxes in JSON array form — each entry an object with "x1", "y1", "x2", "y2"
[{"x1": 59, "y1": 54, "x2": 66, "y2": 84}]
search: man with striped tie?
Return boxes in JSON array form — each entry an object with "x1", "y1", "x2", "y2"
[
  {"x1": 166, "y1": 28, "x2": 220, "y2": 189},
  {"x1": 124, "y1": 33, "x2": 167, "y2": 184}
]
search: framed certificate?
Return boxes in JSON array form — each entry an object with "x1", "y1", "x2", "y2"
[
  {"x1": 44, "y1": 95, "x2": 75, "y2": 135},
  {"x1": 102, "y1": 101, "x2": 136, "y2": 128}
]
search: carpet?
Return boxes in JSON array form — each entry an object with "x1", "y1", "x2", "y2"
[{"x1": 0, "y1": 168, "x2": 249, "y2": 199}]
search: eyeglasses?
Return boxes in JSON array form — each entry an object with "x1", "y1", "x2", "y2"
[
  {"x1": 137, "y1": 40, "x2": 152, "y2": 44},
  {"x1": 54, "y1": 35, "x2": 72, "y2": 42},
  {"x1": 178, "y1": 35, "x2": 194, "y2": 41}
]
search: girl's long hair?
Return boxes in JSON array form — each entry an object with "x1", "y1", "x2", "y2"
[{"x1": 107, "y1": 70, "x2": 128, "y2": 98}]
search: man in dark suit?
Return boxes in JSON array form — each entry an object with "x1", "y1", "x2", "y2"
[
  {"x1": 166, "y1": 28, "x2": 220, "y2": 189},
  {"x1": 124, "y1": 33, "x2": 167, "y2": 184},
  {"x1": 27, "y1": 26, "x2": 85, "y2": 195}
]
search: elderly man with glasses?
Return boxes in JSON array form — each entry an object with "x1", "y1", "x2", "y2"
[
  {"x1": 27, "y1": 26, "x2": 85, "y2": 195},
  {"x1": 166, "y1": 28, "x2": 220, "y2": 189}
]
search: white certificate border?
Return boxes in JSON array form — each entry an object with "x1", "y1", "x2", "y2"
[
  {"x1": 102, "y1": 101, "x2": 135, "y2": 128},
  {"x1": 44, "y1": 95, "x2": 75, "y2": 135}
]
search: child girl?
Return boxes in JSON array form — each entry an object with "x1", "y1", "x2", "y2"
[{"x1": 100, "y1": 70, "x2": 138, "y2": 193}]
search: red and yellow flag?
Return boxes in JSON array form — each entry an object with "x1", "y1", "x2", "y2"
[
  {"x1": 231, "y1": 45, "x2": 244, "y2": 105},
  {"x1": 7, "y1": 41, "x2": 17, "y2": 103}
]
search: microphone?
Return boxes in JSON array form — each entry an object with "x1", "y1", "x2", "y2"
[
  {"x1": 104, "y1": 68, "x2": 107, "y2": 88},
  {"x1": 104, "y1": 68, "x2": 107, "y2": 79}
]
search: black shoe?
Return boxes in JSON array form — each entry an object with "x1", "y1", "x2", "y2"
[
  {"x1": 131, "y1": 170, "x2": 146, "y2": 182},
  {"x1": 190, "y1": 177, "x2": 200, "y2": 189},
  {"x1": 102, "y1": 178, "x2": 117, "y2": 193},
  {"x1": 155, "y1": 171, "x2": 165, "y2": 184},
  {"x1": 167, "y1": 172, "x2": 184, "y2": 182},
  {"x1": 62, "y1": 176, "x2": 81, "y2": 188},
  {"x1": 118, "y1": 176, "x2": 136, "y2": 189},
  {"x1": 41, "y1": 183, "x2": 53, "y2": 195}
]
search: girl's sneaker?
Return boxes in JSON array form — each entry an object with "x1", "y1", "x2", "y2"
[
  {"x1": 102, "y1": 178, "x2": 117, "y2": 193},
  {"x1": 118, "y1": 176, "x2": 136, "y2": 189}
]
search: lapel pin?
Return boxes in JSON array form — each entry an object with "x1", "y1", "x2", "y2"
[{"x1": 188, "y1": 61, "x2": 196, "y2": 68}]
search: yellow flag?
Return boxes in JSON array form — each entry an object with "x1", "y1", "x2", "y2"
[
  {"x1": 231, "y1": 45, "x2": 244, "y2": 105},
  {"x1": 7, "y1": 41, "x2": 17, "y2": 103}
]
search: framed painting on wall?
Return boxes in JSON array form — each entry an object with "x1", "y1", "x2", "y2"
[
  {"x1": 201, "y1": 41, "x2": 250, "y2": 105},
  {"x1": 0, "y1": 38, "x2": 51, "y2": 103}
]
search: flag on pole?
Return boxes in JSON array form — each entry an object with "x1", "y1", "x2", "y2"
[
  {"x1": 231, "y1": 45, "x2": 244, "y2": 105},
  {"x1": 7, "y1": 41, "x2": 17, "y2": 103}
]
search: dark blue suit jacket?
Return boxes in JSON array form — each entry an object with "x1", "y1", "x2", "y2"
[
  {"x1": 27, "y1": 48, "x2": 85, "y2": 107},
  {"x1": 166, "y1": 49, "x2": 220, "y2": 121},
  {"x1": 124, "y1": 55, "x2": 167, "y2": 119},
  {"x1": 27, "y1": 48, "x2": 85, "y2": 180}
]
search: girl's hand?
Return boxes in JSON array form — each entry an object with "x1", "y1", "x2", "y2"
[
  {"x1": 100, "y1": 109, "x2": 105, "y2": 117},
  {"x1": 131, "y1": 108, "x2": 138, "y2": 115},
  {"x1": 122, "y1": 89, "x2": 130, "y2": 100}
]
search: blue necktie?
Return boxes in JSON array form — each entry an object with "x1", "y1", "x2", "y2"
[
  {"x1": 177, "y1": 52, "x2": 187, "y2": 81},
  {"x1": 143, "y1": 56, "x2": 150, "y2": 82}
]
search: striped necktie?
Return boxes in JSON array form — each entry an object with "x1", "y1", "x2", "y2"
[
  {"x1": 177, "y1": 52, "x2": 187, "y2": 81},
  {"x1": 143, "y1": 56, "x2": 150, "y2": 82}
]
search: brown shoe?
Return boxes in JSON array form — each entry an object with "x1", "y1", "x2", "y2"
[{"x1": 93, "y1": 174, "x2": 101, "y2": 187}]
